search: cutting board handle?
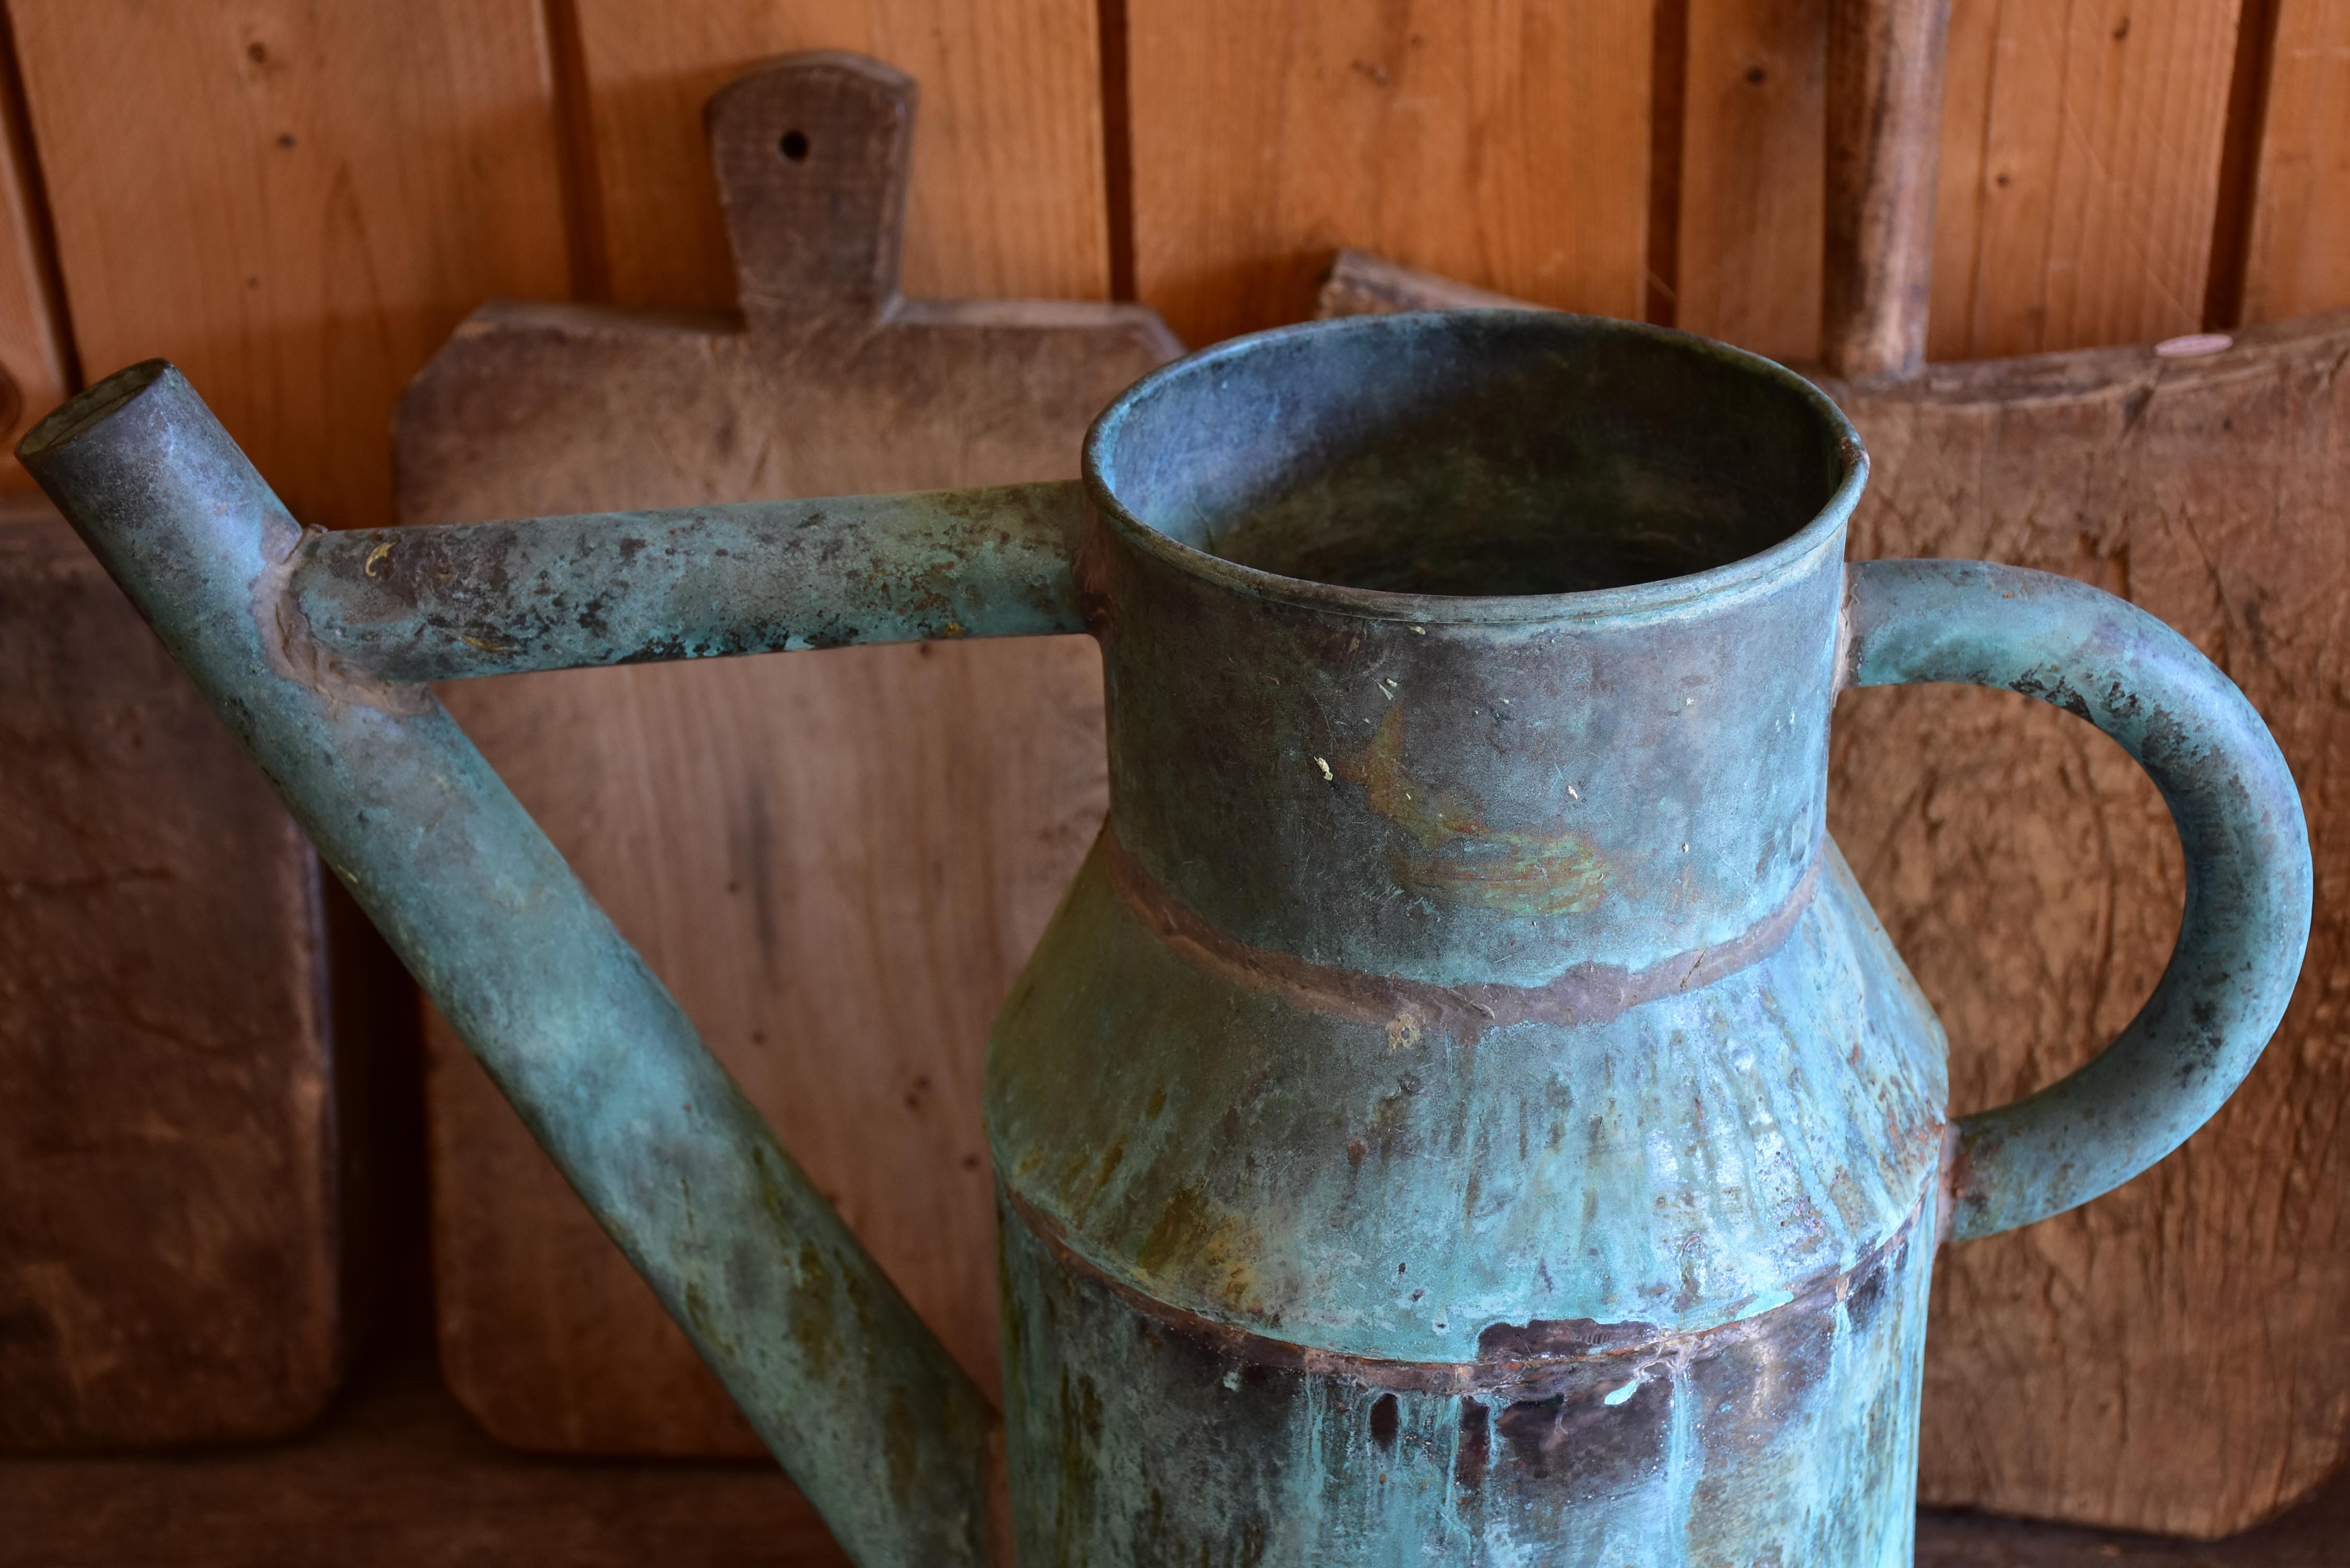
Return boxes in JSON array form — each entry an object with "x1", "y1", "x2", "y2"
[{"x1": 708, "y1": 51, "x2": 916, "y2": 332}]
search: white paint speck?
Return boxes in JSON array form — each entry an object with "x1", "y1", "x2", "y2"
[{"x1": 1315, "y1": 756, "x2": 1334, "y2": 782}]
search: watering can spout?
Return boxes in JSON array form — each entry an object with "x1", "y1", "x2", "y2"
[{"x1": 21, "y1": 362, "x2": 1015, "y2": 1567}]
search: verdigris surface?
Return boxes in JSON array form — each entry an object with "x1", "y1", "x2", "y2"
[{"x1": 21, "y1": 310, "x2": 2309, "y2": 1565}]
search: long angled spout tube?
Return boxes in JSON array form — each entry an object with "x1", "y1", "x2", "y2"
[
  {"x1": 291, "y1": 482, "x2": 1090, "y2": 683},
  {"x1": 20, "y1": 362, "x2": 1006, "y2": 1567}
]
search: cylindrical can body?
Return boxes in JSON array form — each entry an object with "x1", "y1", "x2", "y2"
[{"x1": 999, "y1": 1185, "x2": 1933, "y2": 1564}]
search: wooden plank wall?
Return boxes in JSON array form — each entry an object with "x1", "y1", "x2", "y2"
[
  {"x1": 1, "y1": 0, "x2": 2339, "y2": 541},
  {"x1": 8, "y1": 0, "x2": 2332, "y2": 503},
  {"x1": 3, "y1": 0, "x2": 2349, "y2": 1515}
]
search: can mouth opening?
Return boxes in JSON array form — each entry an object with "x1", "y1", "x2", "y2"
[{"x1": 1084, "y1": 311, "x2": 1866, "y2": 621}]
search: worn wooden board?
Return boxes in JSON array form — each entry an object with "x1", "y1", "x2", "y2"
[
  {"x1": 402, "y1": 53, "x2": 1177, "y2": 1456},
  {"x1": 0, "y1": 498, "x2": 341, "y2": 1446},
  {"x1": 2240, "y1": 0, "x2": 2350, "y2": 325},
  {"x1": 565, "y1": 0, "x2": 1110, "y2": 308},
  {"x1": 8, "y1": 0, "x2": 572, "y2": 532},
  {"x1": 1677, "y1": 0, "x2": 2249, "y2": 363},
  {"x1": 1321, "y1": 249, "x2": 2350, "y2": 1537},
  {"x1": 1123, "y1": 0, "x2": 1653, "y2": 348}
]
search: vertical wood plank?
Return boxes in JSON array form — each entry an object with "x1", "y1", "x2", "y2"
[
  {"x1": 1125, "y1": 0, "x2": 1653, "y2": 349},
  {"x1": 1681, "y1": 0, "x2": 2248, "y2": 364},
  {"x1": 568, "y1": 0, "x2": 1110, "y2": 309},
  {"x1": 2240, "y1": 0, "x2": 2350, "y2": 324},
  {"x1": 0, "y1": 44, "x2": 64, "y2": 490},
  {"x1": 7, "y1": 0, "x2": 572, "y2": 533},
  {"x1": 1929, "y1": 0, "x2": 2245, "y2": 359},
  {"x1": 1678, "y1": 0, "x2": 1827, "y2": 362}
]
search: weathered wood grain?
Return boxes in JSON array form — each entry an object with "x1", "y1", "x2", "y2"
[
  {"x1": 8, "y1": 0, "x2": 572, "y2": 531},
  {"x1": 2239, "y1": 0, "x2": 2350, "y2": 325},
  {"x1": 566, "y1": 0, "x2": 1110, "y2": 308},
  {"x1": 1124, "y1": 0, "x2": 1653, "y2": 347},
  {"x1": 1321, "y1": 249, "x2": 2350, "y2": 1537},
  {"x1": 0, "y1": 499, "x2": 340, "y2": 1446},
  {"x1": 1833, "y1": 317, "x2": 2350, "y2": 1540},
  {"x1": 405, "y1": 53, "x2": 1177, "y2": 1456}
]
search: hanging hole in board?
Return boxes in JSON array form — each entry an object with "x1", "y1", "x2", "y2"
[{"x1": 779, "y1": 130, "x2": 810, "y2": 163}]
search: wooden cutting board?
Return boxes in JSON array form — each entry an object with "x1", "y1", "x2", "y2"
[
  {"x1": 398, "y1": 51, "x2": 1179, "y2": 1456},
  {"x1": 0, "y1": 495, "x2": 351, "y2": 1447},
  {"x1": 1319, "y1": 246, "x2": 2350, "y2": 1540}
]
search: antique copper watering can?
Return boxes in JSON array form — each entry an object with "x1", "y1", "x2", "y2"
[{"x1": 24, "y1": 310, "x2": 2309, "y2": 1565}]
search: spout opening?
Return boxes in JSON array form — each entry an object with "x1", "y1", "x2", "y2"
[
  {"x1": 19, "y1": 359, "x2": 176, "y2": 463},
  {"x1": 1083, "y1": 312, "x2": 1865, "y2": 625}
]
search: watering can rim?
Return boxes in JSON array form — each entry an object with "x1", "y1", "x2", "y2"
[{"x1": 1081, "y1": 307, "x2": 1870, "y2": 629}]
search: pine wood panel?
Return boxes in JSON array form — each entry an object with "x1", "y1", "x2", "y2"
[
  {"x1": 1679, "y1": 0, "x2": 2247, "y2": 363},
  {"x1": 1124, "y1": 0, "x2": 1653, "y2": 349},
  {"x1": 2240, "y1": 0, "x2": 2350, "y2": 324},
  {"x1": 1929, "y1": 0, "x2": 2244, "y2": 359},
  {"x1": 1679, "y1": 0, "x2": 1829, "y2": 362},
  {"x1": 567, "y1": 0, "x2": 1109, "y2": 307},
  {"x1": 7, "y1": 0, "x2": 572, "y2": 533},
  {"x1": 0, "y1": 62, "x2": 64, "y2": 489}
]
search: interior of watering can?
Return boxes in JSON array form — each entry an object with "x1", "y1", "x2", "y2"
[{"x1": 1092, "y1": 313, "x2": 1852, "y2": 598}]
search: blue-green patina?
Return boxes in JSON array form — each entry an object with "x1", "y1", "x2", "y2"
[{"x1": 20, "y1": 310, "x2": 2310, "y2": 1565}]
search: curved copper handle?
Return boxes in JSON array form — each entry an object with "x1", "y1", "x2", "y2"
[{"x1": 1845, "y1": 558, "x2": 2311, "y2": 1241}]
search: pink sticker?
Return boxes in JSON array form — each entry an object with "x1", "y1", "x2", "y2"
[{"x1": 2154, "y1": 333, "x2": 2233, "y2": 358}]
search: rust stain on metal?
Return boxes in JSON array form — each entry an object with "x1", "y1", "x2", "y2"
[
  {"x1": 1133, "y1": 1185, "x2": 1269, "y2": 1319},
  {"x1": 1335, "y1": 703, "x2": 1607, "y2": 917}
]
